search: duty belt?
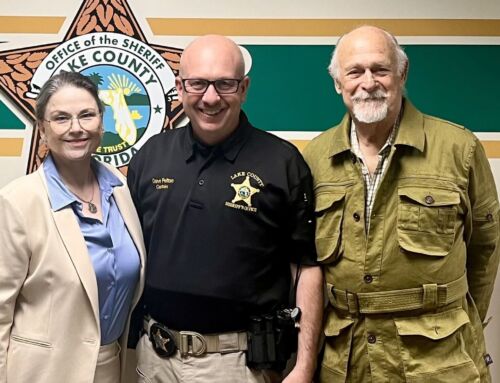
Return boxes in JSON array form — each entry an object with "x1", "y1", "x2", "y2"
[
  {"x1": 327, "y1": 273, "x2": 468, "y2": 315},
  {"x1": 143, "y1": 317, "x2": 247, "y2": 357}
]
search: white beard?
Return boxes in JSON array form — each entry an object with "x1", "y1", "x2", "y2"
[{"x1": 351, "y1": 90, "x2": 389, "y2": 124}]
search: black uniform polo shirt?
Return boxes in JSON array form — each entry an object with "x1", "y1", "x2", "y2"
[{"x1": 128, "y1": 112, "x2": 316, "y2": 332}]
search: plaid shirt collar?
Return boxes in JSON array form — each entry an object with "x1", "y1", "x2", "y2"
[
  {"x1": 350, "y1": 117, "x2": 400, "y2": 231},
  {"x1": 350, "y1": 120, "x2": 398, "y2": 165}
]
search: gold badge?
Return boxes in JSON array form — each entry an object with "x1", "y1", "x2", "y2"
[
  {"x1": 231, "y1": 175, "x2": 260, "y2": 206},
  {"x1": 225, "y1": 171, "x2": 264, "y2": 213}
]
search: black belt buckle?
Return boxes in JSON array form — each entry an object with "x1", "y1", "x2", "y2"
[{"x1": 149, "y1": 322, "x2": 177, "y2": 358}]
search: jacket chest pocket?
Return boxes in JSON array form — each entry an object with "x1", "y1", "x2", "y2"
[
  {"x1": 397, "y1": 186, "x2": 460, "y2": 256},
  {"x1": 314, "y1": 190, "x2": 346, "y2": 263}
]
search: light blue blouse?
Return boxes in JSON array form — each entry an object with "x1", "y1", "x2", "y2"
[{"x1": 44, "y1": 155, "x2": 140, "y2": 345}]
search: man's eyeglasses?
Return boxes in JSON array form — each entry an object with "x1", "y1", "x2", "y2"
[
  {"x1": 44, "y1": 111, "x2": 101, "y2": 131},
  {"x1": 181, "y1": 78, "x2": 243, "y2": 95}
]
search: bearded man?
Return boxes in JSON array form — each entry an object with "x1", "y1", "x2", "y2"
[{"x1": 303, "y1": 25, "x2": 500, "y2": 382}]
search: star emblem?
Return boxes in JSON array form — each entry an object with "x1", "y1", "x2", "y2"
[
  {"x1": 0, "y1": 0, "x2": 184, "y2": 173},
  {"x1": 153, "y1": 328, "x2": 171, "y2": 352},
  {"x1": 154, "y1": 105, "x2": 163, "y2": 113},
  {"x1": 231, "y1": 175, "x2": 260, "y2": 207}
]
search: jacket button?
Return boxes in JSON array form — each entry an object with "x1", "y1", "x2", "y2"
[
  {"x1": 486, "y1": 213, "x2": 494, "y2": 222},
  {"x1": 364, "y1": 274, "x2": 373, "y2": 284},
  {"x1": 367, "y1": 334, "x2": 377, "y2": 344},
  {"x1": 424, "y1": 195, "x2": 434, "y2": 204},
  {"x1": 198, "y1": 179, "x2": 205, "y2": 186},
  {"x1": 353, "y1": 212, "x2": 361, "y2": 222}
]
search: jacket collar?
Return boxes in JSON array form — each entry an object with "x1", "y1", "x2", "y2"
[
  {"x1": 393, "y1": 100, "x2": 425, "y2": 152},
  {"x1": 36, "y1": 162, "x2": 145, "y2": 334},
  {"x1": 37, "y1": 164, "x2": 100, "y2": 330},
  {"x1": 329, "y1": 99, "x2": 425, "y2": 158}
]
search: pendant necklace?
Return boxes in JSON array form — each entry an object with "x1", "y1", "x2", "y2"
[{"x1": 67, "y1": 173, "x2": 98, "y2": 214}]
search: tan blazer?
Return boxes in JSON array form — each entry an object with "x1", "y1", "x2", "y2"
[{"x1": 0, "y1": 163, "x2": 146, "y2": 383}]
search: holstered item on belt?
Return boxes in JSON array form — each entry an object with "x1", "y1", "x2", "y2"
[
  {"x1": 246, "y1": 311, "x2": 298, "y2": 372},
  {"x1": 327, "y1": 273, "x2": 468, "y2": 315},
  {"x1": 143, "y1": 317, "x2": 247, "y2": 358}
]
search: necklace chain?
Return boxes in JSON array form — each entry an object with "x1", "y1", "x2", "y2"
[{"x1": 66, "y1": 171, "x2": 98, "y2": 214}]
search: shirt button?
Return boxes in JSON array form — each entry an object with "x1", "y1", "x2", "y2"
[
  {"x1": 198, "y1": 179, "x2": 205, "y2": 186},
  {"x1": 103, "y1": 315, "x2": 110, "y2": 320},
  {"x1": 486, "y1": 213, "x2": 494, "y2": 222},
  {"x1": 367, "y1": 334, "x2": 377, "y2": 344},
  {"x1": 424, "y1": 195, "x2": 434, "y2": 204},
  {"x1": 353, "y1": 212, "x2": 361, "y2": 222},
  {"x1": 364, "y1": 274, "x2": 373, "y2": 284}
]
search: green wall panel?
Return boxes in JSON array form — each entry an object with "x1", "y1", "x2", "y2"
[
  {"x1": 244, "y1": 45, "x2": 500, "y2": 133},
  {"x1": 0, "y1": 100, "x2": 25, "y2": 130},
  {"x1": 244, "y1": 45, "x2": 343, "y2": 132},
  {"x1": 406, "y1": 45, "x2": 500, "y2": 133},
  {"x1": 0, "y1": 46, "x2": 498, "y2": 134}
]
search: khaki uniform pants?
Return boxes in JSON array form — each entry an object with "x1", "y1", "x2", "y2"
[
  {"x1": 94, "y1": 341, "x2": 121, "y2": 383},
  {"x1": 136, "y1": 334, "x2": 282, "y2": 383}
]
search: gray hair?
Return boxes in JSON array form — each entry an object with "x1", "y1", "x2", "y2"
[
  {"x1": 327, "y1": 27, "x2": 408, "y2": 81},
  {"x1": 35, "y1": 71, "x2": 104, "y2": 122}
]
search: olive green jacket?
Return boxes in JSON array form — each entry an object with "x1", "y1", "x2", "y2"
[{"x1": 303, "y1": 100, "x2": 500, "y2": 382}]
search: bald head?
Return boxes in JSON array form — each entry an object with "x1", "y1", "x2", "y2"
[
  {"x1": 179, "y1": 35, "x2": 245, "y2": 79},
  {"x1": 328, "y1": 26, "x2": 408, "y2": 81}
]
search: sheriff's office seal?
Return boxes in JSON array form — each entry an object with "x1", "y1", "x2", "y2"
[{"x1": 27, "y1": 32, "x2": 176, "y2": 168}]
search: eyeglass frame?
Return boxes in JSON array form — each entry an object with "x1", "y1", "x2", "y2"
[
  {"x1": 180, "y1": 78, "x2": 244, "y2": 95},
  {"x1": 43, "y1": 111, "x2": 103, "y2": 131}
]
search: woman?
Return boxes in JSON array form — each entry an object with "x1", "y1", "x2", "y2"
[{"x1": 0, "y1": 71, "x2": 145, "y2": 383}]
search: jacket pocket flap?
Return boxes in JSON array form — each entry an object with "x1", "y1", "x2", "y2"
[
  {"x1": 398, "y1": 187, "x2": 459, "y2": 207},
  {"x1": 394, "y1": 307, "x2": 469, "y2": 340},
  {"x1": 324, "y1": 309, "x2": 354, "y2": 337},
  {"x1": 315, "y1": 191, "x2": 346, "y2": 213}
]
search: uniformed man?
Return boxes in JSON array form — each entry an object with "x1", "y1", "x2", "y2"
[
  {"x1": 303, "y1": 25, "x2": 500, "y2": 382},
  {"x1": 127, "y1": 35, "x2": 323, "y2": 383}
]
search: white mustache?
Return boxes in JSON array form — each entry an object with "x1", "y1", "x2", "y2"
[{"x1": 352, "y1": 90, "x2": 387, "y2": 103}]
